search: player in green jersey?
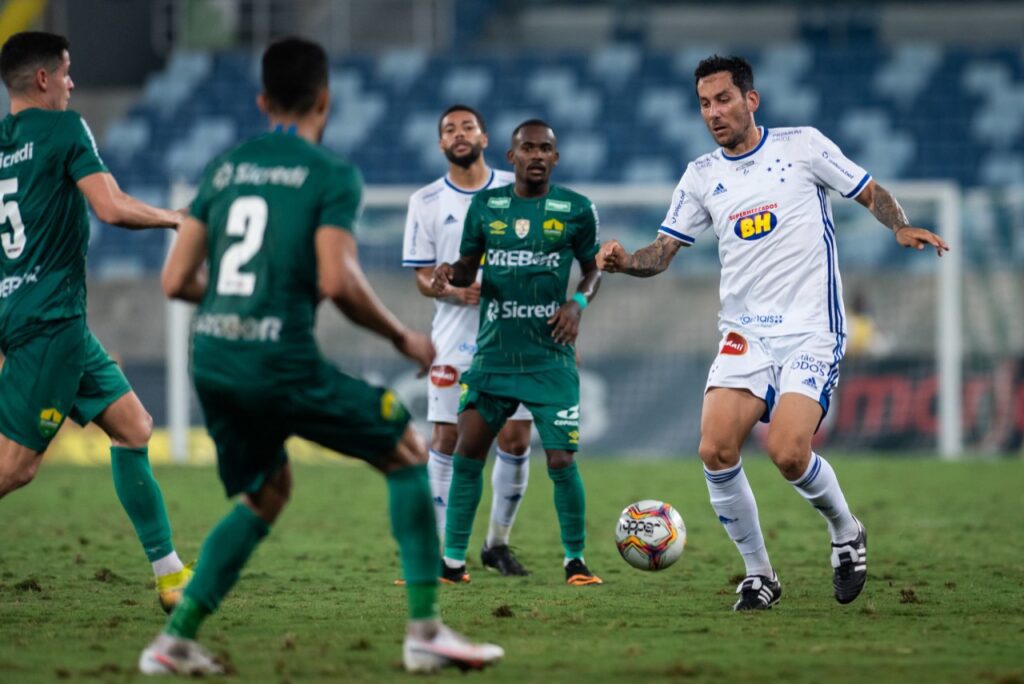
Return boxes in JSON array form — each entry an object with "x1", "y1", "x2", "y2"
[
  {"x1": 432, "y1": 119, "x2": 603, "y2": 586},
  {"x1": 139, "y1": 37, "x2": 502, "y2": 676},
  {"x1": 0, "y1": 31, "x2": 191, "y2": 611}
]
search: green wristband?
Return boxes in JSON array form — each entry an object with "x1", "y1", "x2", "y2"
[{"x1": 572, "y1": 292, "x2": 589, "y2": 310}]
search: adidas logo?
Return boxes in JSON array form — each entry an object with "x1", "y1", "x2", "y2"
[
  {"x1": 712, "y1": 182, "x2": 727, "y2": 196},
  {"x1": 444, "y1": 214, "x2": 458, "y2": 225},
  {"x1": 802, "y1": 377, "x2": 818, "y2": 389},
  {"x1": 718, "y1": 515, "x2": 738, "y2": 524}
]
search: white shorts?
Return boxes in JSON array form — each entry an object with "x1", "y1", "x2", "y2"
[
  {"x1": 427, "y1": 362, "x2": 532, "y2": 424},
  {"x1": 705, "y1": 329, "x2": 846, "y2": 424}
]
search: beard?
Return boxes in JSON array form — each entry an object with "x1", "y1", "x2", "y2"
[{"x1": 444, "y1": 142, "x2": 483, "y2": 169}]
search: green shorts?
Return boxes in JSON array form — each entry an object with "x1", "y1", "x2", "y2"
[
  {"x1": 194, "y1": 361, "x2": 411, "y2": 497},
  {"x1": 459, "y1": 366, "x2": 580, "y2": 451},
  {"x1": 0, "y1": 317, "x2": 132, "y2": 452}
]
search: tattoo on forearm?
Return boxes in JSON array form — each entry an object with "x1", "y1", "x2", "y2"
[
  {"x1": 625, "y1": 235, "x2": 679, "y2": 277},
  {"x1": 871, "y1": 185, "x2": 911, "y2": 232}
]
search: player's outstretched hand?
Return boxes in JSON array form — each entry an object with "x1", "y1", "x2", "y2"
[
  {"x1": 548, "y1": 300, "x2": 582, "y2": 345},
  {"x1": 431, "y1": 263, "x2": 454, "y2": 295},
  {"x1": 895, "y1": 226, "x2": 950, "y2": 257},
  {"x1": 597, "y1": 240, "x2": 629, "y2": 272},
  {"x1": 394, "y1": 329, "x2": 435, "y2": 376}
]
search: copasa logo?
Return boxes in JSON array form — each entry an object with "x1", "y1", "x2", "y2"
[{"x1": 733, "y1": 210, "x2": 778, "y2": 240}]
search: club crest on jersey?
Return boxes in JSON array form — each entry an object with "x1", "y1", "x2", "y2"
[
  {"x1": 38, "y1": 407, "x2": 64, "y2": 438},
  {"x1": 542, "y1": 218, "x2": 564, "y2": 239},
  {"x1": 488, "y1": 196, "x2": 511, "y2": 209},
  {"x1": 515, "y1": 219, "x2": 530, "y2": 239},
  {"x1": 380, "y1": 390, "x2": 404, "y2": 422},
  {"x1": 489, "y1": 220, "x2": 507, "y2": 235},
  {"x1": 429, "y1": 365, "x2": 460, "y2": 387},
  {"x1": 721, "y1": 332, "x2": 748, "y2": 356},
  {"x1": 734, "y1": 211, "x2": 778, "y2": 241}
]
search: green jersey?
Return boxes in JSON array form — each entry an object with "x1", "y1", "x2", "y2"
[
  {"x1": 0, "y1": 109, "x2": 107, "y2": 347},
  {"x1": 189, "y1": 132, "x2": 362, "y2": 388},
  {"x1": 460, "y1": 183, "x2": 599, "y2": 373}
]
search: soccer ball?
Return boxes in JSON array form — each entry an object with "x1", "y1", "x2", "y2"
[{"x1": 615, "y1": 500, "x2": 686, "y2": 571}]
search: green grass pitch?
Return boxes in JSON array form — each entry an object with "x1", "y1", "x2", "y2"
[{"x1": 0, "y1": 458, "x2": 1021, "y2": 683}]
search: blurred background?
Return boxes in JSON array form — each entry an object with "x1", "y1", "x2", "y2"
[{"x1": 8, "y1": 0, "x2": 1023, "y2": 459}]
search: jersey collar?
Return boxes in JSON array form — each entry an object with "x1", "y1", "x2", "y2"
[
  {"x1": 720, "y1": 126, "x2": 768, "y2": 161},
  {"x1": 444, "y1": 168, "x2": 496, "y2": 195}
]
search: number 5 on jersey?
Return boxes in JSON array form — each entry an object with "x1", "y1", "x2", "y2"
[
  {"x1": 216, "y1": 195, "x2": 267, "y2": 296},
  {"x1": 0, "y1": 178, "x2": 27, "y2": 260}
]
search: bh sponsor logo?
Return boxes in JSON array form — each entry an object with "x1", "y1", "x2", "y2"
[
  {"x1": 429, "y1": 365, "x2": 460, "y2": 388},
  {"x1": 555, "y1": 405, "x2": 580, "y2": 427},
  {"x1": 734, "y1": 210, "x2": 778, "y2": 241},
  {"x1": 721, "y1": 331, "x2": 748, "y2": 356}
]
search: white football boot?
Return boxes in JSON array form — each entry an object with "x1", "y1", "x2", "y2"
[
  {"x1": 139, "y1": 633, "x2": 225, "y2": 676},
  {"x1": 403, "y1": 623, "x2": 504, "y2": 673}
]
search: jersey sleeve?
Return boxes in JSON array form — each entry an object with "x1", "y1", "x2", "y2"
[
  {"x1": 806, "y1": 127, "x2": 871, "y2": 199},
  {"x1": 64, "y1": 113, "x2": 108, "y2": 181},
  {"x1": 318, "y1": 162, "x2": 363, "y2": 231},
  {"x1": 459, "y1": 194, "x2": 487, "y2": 257},
  {"x1": 188, "y1": 157, "x2": 223, "y2": 224},
  {"x1": 572, "y1": 200, "x2": 600, "y2": 262},
  {"x1": 658, "y1": 163, "x2": 712, "y2": 245},
  {"x1": 401, "y1": 193, "x2": 436, "y2": 268}
]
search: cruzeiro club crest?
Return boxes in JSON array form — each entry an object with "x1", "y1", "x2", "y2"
[
  {"x1": 486, "y1": 300, "x2": 499, "y2": 322},
  {"x1": 515, "y1": 219, "x2": 530, "y2": 239}
]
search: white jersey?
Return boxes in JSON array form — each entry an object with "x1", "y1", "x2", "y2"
[
  {"x1": 402, "y1": 168, "x2": 515, "y2": 364},
  {"x1": 660, "y1": 126, "x2": 871, "y2": 337}
]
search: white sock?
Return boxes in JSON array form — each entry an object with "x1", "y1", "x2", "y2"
[
  {"x1": 790, "y1": 453, "x2": 859, "y2": 542},
  {"x1": 486, "y1": 447, "x2": 530, "y2": 548},
  {"x1": 704, "y1": 460, "x2": 774, "y2": 578},
  {"x1": 151, "y1": 551, "x2": 184, "y2": 577},
  {"x1": 427, "y1": 449, "x2": 453, "y2": 538}
]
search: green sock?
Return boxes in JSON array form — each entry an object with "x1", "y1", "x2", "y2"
[
  {"x1": 110, "y1": 446, "x2": 174, "y2": 562},
  {"x1": 387, "y1": 464, "x2": 439, "y2": 620},
  {"x1": 442, "y1": 456, "x2": 485, "y2": 563},
  {"x1": 167, "y1": 502, "x2": 269, "y2": 639},
  {"x1": 549, "y1": 462, "x2": 586, "y2": 558},
  {"x1": 165, "y1": 596, "x2": 209, "y2": 640}
]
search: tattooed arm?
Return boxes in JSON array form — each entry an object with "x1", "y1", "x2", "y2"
[
  {"x1": 855, "y1": 180, "x2": 949, "y2": 256},
  {"x1": 597, "y1": 233, "x2": 685, "y2": 277}
]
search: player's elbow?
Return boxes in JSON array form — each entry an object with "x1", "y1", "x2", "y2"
[
  {"x1": 161, "y1": 266, "x2": 189, "y2": 299},
  {"x1": 91, "y1": 199, "x2": 122, "y2": 225},
  {"x1": 318, "y1": 270, "x2": 352, "y2": 303}
]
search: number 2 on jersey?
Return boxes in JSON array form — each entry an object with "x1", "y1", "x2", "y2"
[
  {"x1": 0, "y1": 178, "x2": 27, "y2": 260},
  {"x1": 216, "y1": 195, "x2": 267, "y2": 296}
]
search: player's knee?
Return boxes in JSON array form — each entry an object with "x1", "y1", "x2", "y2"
[
  {"x1": 430, "y1": 424, "x2": 458, "y2": 455},
  {"x1": 496, "y1": 429, "x2": 530, "y2": 456},
  {"x1": 113, "y1": 410, "x2": 153, "y2": 448},
  {"x1": 0, "y1": 460, "x2": 39, "y2": 496},
  {"x1": 765, "y1": 433, "x2": 809, "y2": 479},
  {"x1": 698, "y1": 438, "x2": 740, "y2": 470},
  {"x1": 545, "y1": 450, "x2": 575, "y2": 470}
]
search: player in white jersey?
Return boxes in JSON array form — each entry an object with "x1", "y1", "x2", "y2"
[
  {"x1": 599, "y1": 55, "x2": 948, "y2": 610},
  {"x1": 402, "y1": 105, "x2": 534, "y2": 579}
]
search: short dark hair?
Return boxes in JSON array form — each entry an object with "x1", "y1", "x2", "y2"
[
  {"x1": 511, "y1": 118, "x2": 553, "y2": 142},
  {"x1": 0, "y1": 31, "x2": 70, "y2": 94},
  {"x1": 694, "y1": 55, "x2": 754, "y2": 95},
  {"x1": 437, "y1": 104, "x2": 486, "y2": 137},
  {"x1": 261, "y1": 37, "x2": 328, "y2": 115}
]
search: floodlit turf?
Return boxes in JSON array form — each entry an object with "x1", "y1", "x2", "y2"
[{"x1": 0, "y1": 458, "x2": 1022, "y2": 683}]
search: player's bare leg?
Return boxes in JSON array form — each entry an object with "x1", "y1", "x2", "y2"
[
  {"x1": 699, "y1": 387, "x2": 780, "y2": 609},
  {"x1": 0, "y1": 435, "x2": 43, "y2": 498},
  {"x1": 482, "y1": 418, "x2": 532, "y2": 576},
  {"x1": 94, "y1": 391, "x2": 188, "y2": 611},
  {"x1": 544, "y1": 448, "x2": 599, "y2": 585},
  {"x1": 767, "y1": 393, "x2": 866, "y2": 603}
]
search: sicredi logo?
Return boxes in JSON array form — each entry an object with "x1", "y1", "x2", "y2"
[
  {"x1": 487, "y1": 300, "x2": 559, "y2": 321},
  {"x1": 429, "y1": 365, "x2": 460, "y2": 387},
  {"x1": 734, "y1": 211, "x2": 778, "y2": 240},
  {"x1": 721, "y1": 331, "x2": 748, "y2": 355}
]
